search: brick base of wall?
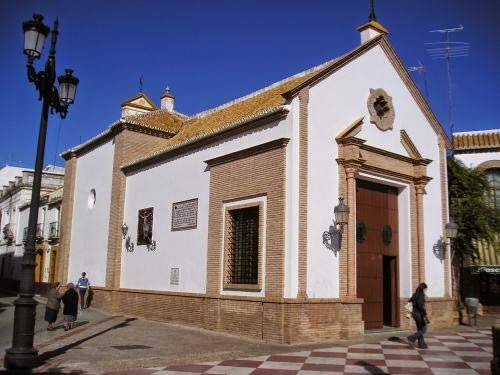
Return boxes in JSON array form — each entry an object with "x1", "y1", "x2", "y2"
[{"x1": 89, "y1": 289, "x2": 456, "y2": 343}]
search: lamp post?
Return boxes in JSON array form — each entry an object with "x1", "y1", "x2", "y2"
[{"x1": 4, "y1": 14, "x2": 79, "y2": 371}]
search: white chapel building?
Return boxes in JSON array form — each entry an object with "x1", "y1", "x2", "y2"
[{"x1": 58, "y1": 13, "x2": 456, "y2": 343}]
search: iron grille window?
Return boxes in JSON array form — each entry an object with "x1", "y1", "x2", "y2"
[{"x1": 227, "y1": 206, "x2": 259, "y2": 285}]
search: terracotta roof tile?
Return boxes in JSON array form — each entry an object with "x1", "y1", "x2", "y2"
[
  {"x1": 125, "y1": 58, "x2": 340, "y2": 164},
  {"x1": 123, "y1": 110, "x2": 185, "y2": 134},
  {"x1": 453, "y1": 130, "x2": 500, "y2": 151}
]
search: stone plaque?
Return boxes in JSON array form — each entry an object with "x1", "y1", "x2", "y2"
[
  {"x1": 170, "y1": 268, "x2": 179, "y2": 285},
  {"x1": 171, "y1": 198, "x2": 198, "y2": 231}
]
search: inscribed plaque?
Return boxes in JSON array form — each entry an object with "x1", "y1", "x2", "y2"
[{"x1": 171, "y1": 198, "x2": 198, "y2": 231}]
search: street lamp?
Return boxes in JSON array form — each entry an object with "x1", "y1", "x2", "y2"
[{"x1": 4, "y1": 14, "x2": 79, "y2": 371}]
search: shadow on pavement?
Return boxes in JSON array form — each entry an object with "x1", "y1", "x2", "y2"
[
  {"x1": 355, "y1": 360, "x2": 388, "y2": 374},
  {"x1": 0, "y1": 370, "x2": 84, "y2": 374},
  {"x1": 34, "y1": 318, "x2": 137, "y2": 371}
]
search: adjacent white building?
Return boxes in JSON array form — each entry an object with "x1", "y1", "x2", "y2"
[{"x1": 0, "y1": 165, "x2": 64, "y2": 284}]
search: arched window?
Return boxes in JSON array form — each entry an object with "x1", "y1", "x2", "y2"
[{"x1": 485, "y1": 168, "x2": 500, "y2": 210}]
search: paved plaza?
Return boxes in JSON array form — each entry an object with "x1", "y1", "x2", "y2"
[
  {"x1": 133, "y1": 329, "x2": 493, "y2": 375},
  {"x1": 0, "y1": 293, "x2": 497, "y2": 374}
]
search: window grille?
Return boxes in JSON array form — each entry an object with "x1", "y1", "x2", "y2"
[{"x1": 227, "y1": 206, "x2": 259, "y2": 284}]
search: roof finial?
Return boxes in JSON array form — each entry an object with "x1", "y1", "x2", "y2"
[
  {"x1": 368, "y1": 0, "x2": 377, "y2": 22},
  {"x1": 139, "y1": 74, "x2": 144, "y2": 92}
]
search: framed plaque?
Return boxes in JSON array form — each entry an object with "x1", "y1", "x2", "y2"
[{"x1": 171, "y1": 198, "x2": 198, "y2": 231}]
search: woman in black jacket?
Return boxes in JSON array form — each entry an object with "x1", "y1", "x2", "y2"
[
  {"x1": 61, "y1": 283, "x2": 79, "y2": 331},
  {"x1": 407, "y1": 282, "x2": 430, "y2": 349}
]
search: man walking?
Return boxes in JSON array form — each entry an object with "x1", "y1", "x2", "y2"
[{"x1": 76, "y1": 272, "x2": 91, "y2": 309}]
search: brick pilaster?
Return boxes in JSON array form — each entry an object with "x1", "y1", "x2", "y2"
[
  {"x1": 57, "y1": 155, "x2": 77, "y2": 284},
  {"x1": 345, "y1": 167, "x2": 357, "y2": 298},
  {"x1": 297, "y1": 87, "x2": 309, "y2": 299}
]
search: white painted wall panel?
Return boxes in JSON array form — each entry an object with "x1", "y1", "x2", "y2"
[
  {"x1": 306, "y1": 45, "x2": 448, "y2": 298},
  {"x1": 455, "y1": 151, "x2": 500, "y2": 169},
  {"x1": 121, "y1": 118, "x2": 294, "y2": 294},
  {"x1": 68, "y1": 140, "x2": 114, "y2": 286}
]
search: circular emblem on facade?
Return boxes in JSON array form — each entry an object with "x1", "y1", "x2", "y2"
[
  {"x1": 382, "y1": 224, "x2": 392, "y2": 246},
  {"x1": 356, "y1": 220, "x2": 367, "y2": 243},
  {"x1": 367, "y1": 88, "x2": 395, "y2": 131}
]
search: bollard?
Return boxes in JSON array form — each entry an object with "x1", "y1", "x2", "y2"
[
  {"x1": 493, "y1": 325, "x2": 500, "y2": 375},
  {"x1": 465, "y1": 297, "x2": 478, "y2": 326}
]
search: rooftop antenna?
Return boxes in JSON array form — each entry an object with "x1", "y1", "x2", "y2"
[
  {"x1": 408, "y1": 61, "x2": 429, "y2": 101},
  {"x1": 426, "y1": 25, "x2": 469, "y2": 150},
  {"x1": 139, "y1": 74, "x2": 144, "y2": 93}
]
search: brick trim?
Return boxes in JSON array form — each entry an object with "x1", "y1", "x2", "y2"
[
  {"x1": 103, "y1": 129, "x2": 173, "y2": 311},
  {"x1": 297, "y1": 87, "x2": 309, "y2": 299},
  {"x1": 206, "y1": 142, "x2": 288, "y2": 301},
  {"x1": 438, "y1": 139, "x2": 451, "y2": 296},
  {"x1": 56, "y1": 156, "x2": 77, "y2": 284},
  {"x1": 336, "y1": 136, "x2": 432, "y2": 298},
  {"x1": 222, "y1": 201, "x2": 264, "y2": 292}
]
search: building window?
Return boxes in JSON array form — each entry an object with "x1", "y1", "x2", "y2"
[
  {"x1": 224, "y1": 205, "x2": 261, "y2": 290},
  {"x1": 485, "y1": 168, "x2": 500, "y2": 210},
  {"x1": 137, "y1": 207, "x2": 154, "y2": 245}
]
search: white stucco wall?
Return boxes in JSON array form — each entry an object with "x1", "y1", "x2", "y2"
[
  {"x1": 455, "y1": 151, "x2": 500, "y2": 169},
  {"x1": 68, "y1": 140, "x2": 115, "y2": 286},
  {"x1": 122, "y1": 117, "x2": 294, "y2": 294},
  {"x1": 306, "y1": 45, "x2": 448, "y2": 298}
]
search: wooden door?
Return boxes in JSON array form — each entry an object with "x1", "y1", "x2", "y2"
[{"x1": 356, "y1": 180, "x2": 399, "y2": 329}]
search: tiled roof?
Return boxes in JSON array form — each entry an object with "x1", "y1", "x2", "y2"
[
  {"x1": 122, "y1": 110, "x2": 184, "y2": 134},
  {"x1": 453, "y1": 130, "x2": 500, "y2": 151},
  {"x1": 124, "y1": 56, "x2": 344, "y2": 166}
]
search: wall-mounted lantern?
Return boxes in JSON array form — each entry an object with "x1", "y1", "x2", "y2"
[
  {"x1": 323, "y1": 197, "x2": 350, "y2": 253},
  {"x1": 434, "y1": 217, "x2": 459, "y2": 260},
  {"x1": 121, "y1": 223, "x2": 134, "y2": 252}
]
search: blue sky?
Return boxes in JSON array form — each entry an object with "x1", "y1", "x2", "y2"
[{"x1": 2, "y1": 0, "x2": 499, "y2": 168}]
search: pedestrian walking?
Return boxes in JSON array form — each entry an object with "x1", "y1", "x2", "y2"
[
  {"x1": 61, "y1": 282, "x2": 79, "y2": 331},
  {"x1": 45, "y1": 281, "x2": 62, "y2": 331},
  {"x1": 407, "y1": 282, "x2": 430, "y2": 349},
  {"x1": 76, "y1": 271, "x2": 91, "y2": 309}
]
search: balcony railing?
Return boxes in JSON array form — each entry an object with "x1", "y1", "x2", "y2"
[{"x1": 36, "y1": 223, "x2": 44, "y2": 241}]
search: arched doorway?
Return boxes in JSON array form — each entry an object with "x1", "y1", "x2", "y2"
[{"x1": 356, "y1": 179, "x2": 400, "y2": 329}]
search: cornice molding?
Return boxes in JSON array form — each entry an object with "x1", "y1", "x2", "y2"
[
  {"x1": 336, "y1": 117, "x2": 364, "y2": 140},
  {"x1": 283, "y1": 35, "x2": 384, "y2": 99},
  {"x1": 205, "y1": 138, "x2": 290, "y2": 167},
  {"x1": 400, "y1": 130, "x2": 423, "y2": 159},
  {"x1": 379, "y1": 39, "x2": 451, "y2": 149},
  {"x1": 123, "y1": 107, "x2": 290, "y2": 174}
]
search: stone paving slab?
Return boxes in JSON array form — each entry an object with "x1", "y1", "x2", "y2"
[{"x1": 104, "y1": 328, "x2": 493, "y2": 375}]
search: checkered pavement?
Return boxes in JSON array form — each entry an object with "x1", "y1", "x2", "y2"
[{"x1": 106, "y1": 328, "x2": 493, "y2": 375}]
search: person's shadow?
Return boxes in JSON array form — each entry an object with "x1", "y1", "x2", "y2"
[{"x1": 86, "y1": 289, "x2": 94, "y2": 308}]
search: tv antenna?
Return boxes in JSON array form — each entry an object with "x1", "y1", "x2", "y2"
[
  {"x1": 425, "y1": 25, "x2": 469, "y2": 147},
  {"x1": 408, "y1": 61, "x2": 429, "y2": 101}
]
